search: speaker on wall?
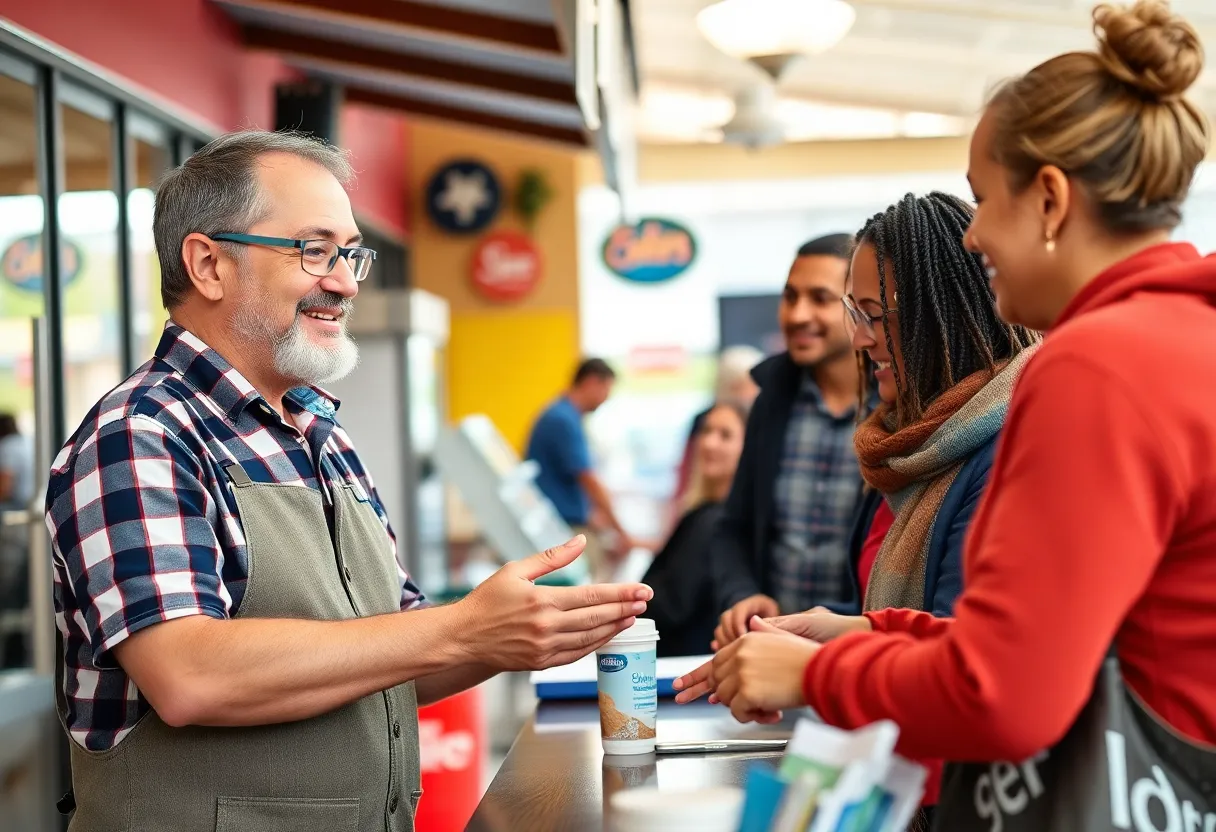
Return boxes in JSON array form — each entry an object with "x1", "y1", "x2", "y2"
[{"x1": 274, "y1": 81, "x2": 344, "y2": 145}]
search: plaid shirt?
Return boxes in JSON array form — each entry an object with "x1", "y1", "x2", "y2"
[
  {"x1": 769, "y1": 372, "x2": 862, "y2": 612},
  {"x1": 45, "y1": 324, "x2": 425, "y2": 752}
]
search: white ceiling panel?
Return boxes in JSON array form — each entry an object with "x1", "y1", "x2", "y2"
[{"x1": 631, "y1": 0, "x2": 1216, "y2": 144}]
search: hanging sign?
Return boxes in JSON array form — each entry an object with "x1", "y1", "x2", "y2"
[
  {"x1": 470, "y1": 230, "x2": 542, "y2": 303},
  {"x1": 0, "y1": 233, "x2": 85, "y2": 292},
  {"x1": 425, "y1": 159, "x2": 502, "y2": 235},
  {"x1": 601, "y1": 217, "x2": 696, "y2": 284}
]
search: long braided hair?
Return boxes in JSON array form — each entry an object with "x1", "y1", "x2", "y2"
[{"x1": 855, "y1": 192, "x2": 1039, "y2": 426}]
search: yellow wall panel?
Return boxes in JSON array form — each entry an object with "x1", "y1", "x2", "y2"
[{"x1": 448, "y1": 309, "x2": 579, "y2": 453}]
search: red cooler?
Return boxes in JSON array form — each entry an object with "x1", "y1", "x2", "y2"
[{"x1": 415, "y1": 686, "x2": 486, "y2": 831}]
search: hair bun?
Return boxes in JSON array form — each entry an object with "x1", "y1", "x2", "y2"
[{"x1": 1093, "y1": 1, "x2": 1204, "y2": 100}]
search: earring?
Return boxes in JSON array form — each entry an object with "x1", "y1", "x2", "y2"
[{"x1": 1045, "y1": 229, "x2": 1056, "y2": 253}]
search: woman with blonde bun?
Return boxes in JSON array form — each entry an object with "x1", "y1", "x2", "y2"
[{"x1": 676, "y1": 2, "x2": 1216, "y2": 825}]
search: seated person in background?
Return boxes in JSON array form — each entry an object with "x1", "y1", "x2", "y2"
[
  {"x1": 695, "y1": 191, "x2": 1040, "y2": 813},
  {"x1": 669, "y1": 346, "x2": 762, "y2": 517},
  {"x1": 643, "y1": 400, "x2": 749, "y2": 657}
]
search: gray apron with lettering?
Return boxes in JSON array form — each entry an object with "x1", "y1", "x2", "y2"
[
  {"x1": 59, "y1": 460, "x2": 422, "y2": 832},
  {"x1": 934, "y1": 658, "x2": 1216, "y2": 831}
]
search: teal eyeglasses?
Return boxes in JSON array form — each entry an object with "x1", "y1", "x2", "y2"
[{"x1": 212, "y1": 233, "x2": 377, "y2": 282}]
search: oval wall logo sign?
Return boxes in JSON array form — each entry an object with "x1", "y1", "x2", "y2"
[
  {"x1": 0, "y1": 233, "x2": 85, "y2": 293},
  {"x1": 602, "y1": 218, "x2": 696, "y2": 284}
]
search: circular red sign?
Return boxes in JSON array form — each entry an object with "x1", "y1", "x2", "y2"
[{"x1": 470, "y1": 230, "x2": 542, "y2": 303}]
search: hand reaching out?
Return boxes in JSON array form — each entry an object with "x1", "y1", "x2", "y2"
[{"x1": 457, "y1": 536, "x2": 652, "y2": 671}]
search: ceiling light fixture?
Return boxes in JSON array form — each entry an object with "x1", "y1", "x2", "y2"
[{"x1": 696, "y1": 0, "x2": 857, "y2": 79}]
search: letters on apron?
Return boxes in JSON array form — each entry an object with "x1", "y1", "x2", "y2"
[{"x1": 934, "y1": 658, "x2": 1216, "y2": 832}]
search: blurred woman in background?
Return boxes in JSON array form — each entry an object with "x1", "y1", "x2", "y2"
[
  {"x1": 644, "y1": 400, "x2": 749, "y2": 657},
  {"x1": 669, "y1": 346, "x2": 762, "y2": 521}
]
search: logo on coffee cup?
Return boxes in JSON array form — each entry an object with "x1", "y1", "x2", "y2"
[{"x1": 599, "y1": 654, "x2": 627, "y2": 673}]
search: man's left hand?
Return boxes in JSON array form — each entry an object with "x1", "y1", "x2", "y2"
[{"x1": 711, "y1": 617, "x2": 820, "y2": 724}]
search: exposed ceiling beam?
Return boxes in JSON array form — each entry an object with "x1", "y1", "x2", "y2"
[
  {"x1": 241, "y1": 25, "x2": 577, "y2": 105},
  {"x1": 345, "y1": 87, "x2": 587, "y2": 147},
  {"x1": 235, "y1": 0, "x2": 564, "y2": 54}
]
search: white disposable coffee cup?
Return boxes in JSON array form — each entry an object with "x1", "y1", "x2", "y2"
[
  {"x1": 610, "y1": 786, "x2": 744, "y2": 832},
  {"x1": 596, "y1": 618, "x2": 660, "y2": 755}
]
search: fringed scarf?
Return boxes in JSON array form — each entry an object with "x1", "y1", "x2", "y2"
[{"x1": 855, "y1": 346, "x2": 1037, "y2": 612}]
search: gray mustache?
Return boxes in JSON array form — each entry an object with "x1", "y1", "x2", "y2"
[{"x1": 296, "y1": 291, "x2": 353, "y2": 316}]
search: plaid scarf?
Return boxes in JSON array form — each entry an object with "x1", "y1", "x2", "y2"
[{"x1": 855, "y1": 347, "x2": 1037, "y2": 612}]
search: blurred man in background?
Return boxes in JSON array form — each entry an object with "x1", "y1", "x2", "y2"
[
  {"x1": 711, "y1": 233, "x2": 864, "y2": 644},
  {"x1": 526, "y1": 358, "x2": 634, "y2": 580}
]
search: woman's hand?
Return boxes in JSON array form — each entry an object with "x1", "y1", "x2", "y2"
[
  {"x1": 761, "y1": 607, "x2": 872, "y2": 643},
  {"x1": 713, "y1": 594, "x2": 780, "y2": 650},
  {"x1": 672, "y1": 656, "x2": 716, "y2": 704},
  {"x1": 711, "y1": 617, "x2": 820, "y2": 723}
]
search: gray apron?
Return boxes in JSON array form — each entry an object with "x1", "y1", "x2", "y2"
[
  {"x1": 934, "y1": 657, "x2": 1216, "y2": 831},
  {"x1": 58, "y1": 459, "x2": 422, "y2": 832}
]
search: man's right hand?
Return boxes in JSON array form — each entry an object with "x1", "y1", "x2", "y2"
[
  {"x1": 714, "y1": 594, "x2": 780, "y2": 649},
  {"x1": 456, "y1": 535, "x2": 652, "y2": 671},
  {"x1": 756, "y1": 607, "x2": 872, "y2": 642}
]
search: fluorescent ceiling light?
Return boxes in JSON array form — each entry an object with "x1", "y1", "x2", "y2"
[
  {"x1": 635, "y1": 83, "x2": 967, "y2": 144},
  {"x1": 900, "y1": 112, "x2": 968, "y2": 138},
  {"x1": 696, "y1": 0, "x2": 856, "y2": 58}
]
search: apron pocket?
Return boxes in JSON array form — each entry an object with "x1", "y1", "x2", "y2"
[{"x1": 215, "y1": 796, "x2": 359, "y2": 832}]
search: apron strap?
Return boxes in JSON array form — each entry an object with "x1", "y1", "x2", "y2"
[{"x1": 221, "y1": 462, "x2": 252, "y2": 487}]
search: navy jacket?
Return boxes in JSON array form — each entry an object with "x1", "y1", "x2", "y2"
[
  {"x1": 709, "y1": 352, "x2": 867, "y2": 612},
  {"x1": 828, "y1": 433, "x2": 999, "y2": 617},
  {"x1": 641, "y1": 502, "x2": 723, "y2": 657}
]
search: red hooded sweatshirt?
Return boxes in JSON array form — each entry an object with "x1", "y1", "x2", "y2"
[{"x1": 803, "y1": 242, "x2": 1216, "y2": 761}]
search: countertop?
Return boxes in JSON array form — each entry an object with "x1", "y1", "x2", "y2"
[{"x1": 466, "y1": 698, "x2": 795, "y2": 832}]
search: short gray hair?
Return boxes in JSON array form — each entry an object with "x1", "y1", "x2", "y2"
[
  {"x1": 153, "y1": 130, "x2": 355, "y2": 309},
  {"x1": 715, "y1": 345, "x2": 764, "y2": 398}
]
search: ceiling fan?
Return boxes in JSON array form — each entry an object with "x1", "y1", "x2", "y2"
[{"x1": 694, "y1": 0, "x2": 857, "y2": 148}]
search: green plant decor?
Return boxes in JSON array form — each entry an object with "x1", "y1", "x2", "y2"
[{"x1": 514, "y1": 168, "x2": 554, "y2": 230}]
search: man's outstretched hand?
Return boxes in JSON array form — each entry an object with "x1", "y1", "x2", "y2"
[{"x1": 456, "y1": 535, "x2": 652, "y2": 671}]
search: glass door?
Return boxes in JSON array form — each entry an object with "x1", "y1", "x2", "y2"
[
  {"x1": 128, "y1": 116, "x2": 171, "y2": 364},
  {"x1": 0, "y1": 60, "x2": 46, "y2": 671},
  {"x1": 59, "y1": 83, "x2": 123, "y2": 432},
  {"x1": 0, "y1": 53, "x2": 63, "y2": 832}
]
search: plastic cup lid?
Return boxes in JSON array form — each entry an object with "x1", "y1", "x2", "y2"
[
  {"x1": 611, "y1": 786, "x2": 743, "y2": 824},
  {"x1": 608, "y1": 618, "x2": 658, "y2": 642}
]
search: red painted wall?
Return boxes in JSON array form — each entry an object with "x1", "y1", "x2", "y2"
[
  {"x1": 341, "y1": 104, "x2": 410, "y2": 238},
  {"x1": 2, "y1": 0, "x2": 409, "y2": 236}
]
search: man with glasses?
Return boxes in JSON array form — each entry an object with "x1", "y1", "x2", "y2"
[
  {"x1": 44, "y1": 130, "x2": 650, "y2": 832},
  {"x1": 711, "y1": 234, "x2": 866, "y2": 647}
]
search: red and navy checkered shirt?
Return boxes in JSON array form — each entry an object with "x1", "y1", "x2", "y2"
[{"x1": 45, "y1": 323, "x2": 426, "y2": 752}]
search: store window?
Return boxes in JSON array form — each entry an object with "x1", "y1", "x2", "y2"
[
  {"x1": 0, "y1": 67, "x2": 42, "y2": 669},
  {"x1": 129, "y1": 122, "x2": 171, "y2": 361},
  {"x1": 60, "y1": 88, "x2": 123, "y2": 432}
]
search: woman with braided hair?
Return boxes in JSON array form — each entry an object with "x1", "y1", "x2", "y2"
[
  {"x1": 837, "y1": 191, "x2": 1038, "y2": 629},
  {"x1": 680, "y1": 1, "x2": 1216, "y2": 826}
]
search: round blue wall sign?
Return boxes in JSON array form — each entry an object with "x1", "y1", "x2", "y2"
[{"x1": 425, "y1": 159, "x2": 502, "y2": 235}]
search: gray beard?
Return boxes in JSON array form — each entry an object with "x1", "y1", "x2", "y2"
[{"x1": 232, "y1": 292, "x2": 359, "y2": 386}]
